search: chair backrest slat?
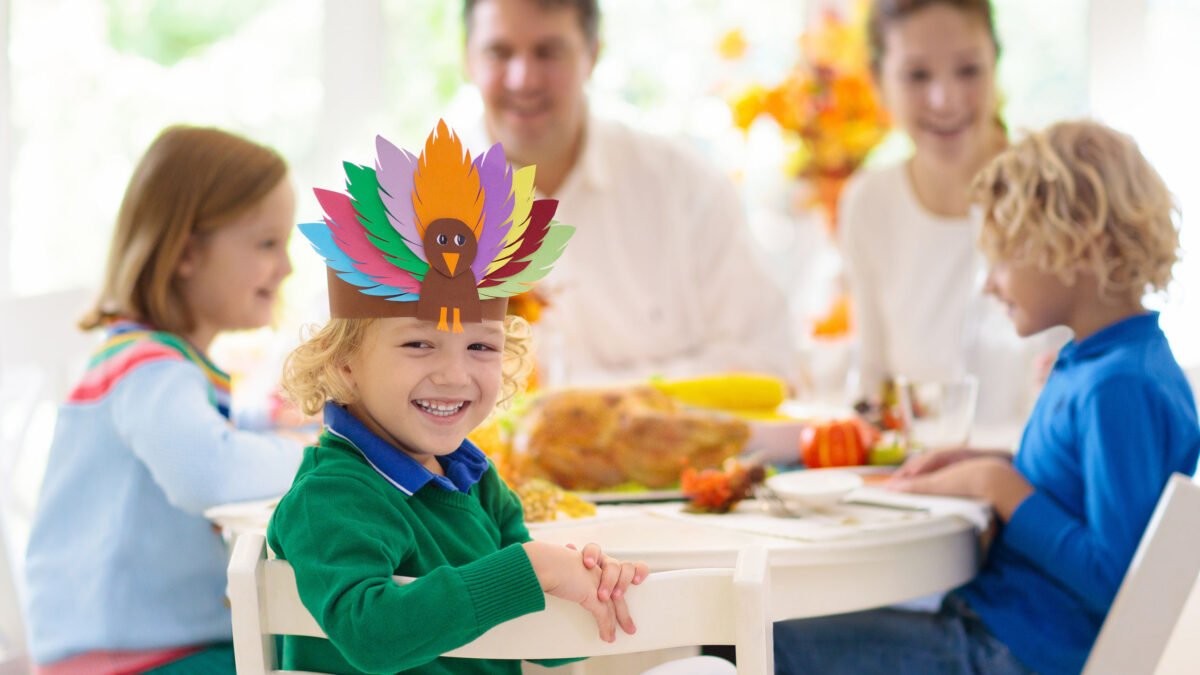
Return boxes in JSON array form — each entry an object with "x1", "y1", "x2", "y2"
[
  {"x1": 1084, "y1": 473, "x2": 1200, "y2": 674},
  {"x1": 228, "y1": 533, "x2": 773, "y2": 674},
  {"x1": 444, "y1": 570, "x2": 739, "y2": 659},
  {"x1": 262, "y1": 561, "x2": 324, "y2": 637}
]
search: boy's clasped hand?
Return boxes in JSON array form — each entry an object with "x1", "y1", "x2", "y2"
[{"x1": 523, "y1": 540, "x2": 650, "y2": 642}]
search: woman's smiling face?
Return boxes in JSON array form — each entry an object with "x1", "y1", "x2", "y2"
[
  {"x1": 343, "y1": 316, "x2": 504, "y2": 473},
  {"x1": 878, "y1": 3, "x2": 999, "y2": 168}
]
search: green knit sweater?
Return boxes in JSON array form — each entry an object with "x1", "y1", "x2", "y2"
[{"x1": 266, "y1": 432, "x2": 554, "y2": 675}]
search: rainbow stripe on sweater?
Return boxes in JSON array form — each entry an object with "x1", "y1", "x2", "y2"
[{"x1": 68, "y1": 320, "x2": 232, "y2": 418}]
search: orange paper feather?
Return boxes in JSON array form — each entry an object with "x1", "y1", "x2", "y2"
[{"x1": 411, "y1": 120, "x2": 484, "y2": 238}]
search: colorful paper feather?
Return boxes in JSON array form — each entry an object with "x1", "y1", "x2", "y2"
[
  {"x1": 470, "y1": 143, "x2": 515, "y2": 281},
  {"x1": 374, "y1": 136, "x2": 425, "y2": 260},
  {"x1": 412, "y1": 122, "x2": 484, "y2": 238},
  {"x1": 299, "y1": 120, "x2": 574, "y2": 318}
]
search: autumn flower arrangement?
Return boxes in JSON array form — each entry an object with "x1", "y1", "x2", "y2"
[{"x1": 722, "y1": 3, "x2": 889, "y2": 229}]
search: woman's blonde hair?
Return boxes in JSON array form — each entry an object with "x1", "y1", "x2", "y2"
[
  {"x1": 80, "y1": 125, "x2": 288, "y2": 333},
  {"x1": 281, "y1": 315, "x2": 534, "y2": 417},
  {"x1": 973, "y1": 119, "x2": 1180, "y2": 302}
]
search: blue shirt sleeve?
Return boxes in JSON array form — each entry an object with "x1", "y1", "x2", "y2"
[
  {"x1": 111, "y1": 359, "x2": 304, "y2": 514},
  {"x1": 1004, "y1": 375, "x2": 1175, "y2": 613}
]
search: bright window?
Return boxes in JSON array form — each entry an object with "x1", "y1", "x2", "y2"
[{"x1": 2, "y1": 0, "x2": 1194, "y2": 370}]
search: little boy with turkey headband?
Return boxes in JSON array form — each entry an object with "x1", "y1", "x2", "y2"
[{"x1": 264, "y1": 121, "x2": 654, "y2": 675}]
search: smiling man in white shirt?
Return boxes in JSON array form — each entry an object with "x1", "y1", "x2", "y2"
[{"x1": 461, "y1": 0, "x2": 795, "y2": 385}]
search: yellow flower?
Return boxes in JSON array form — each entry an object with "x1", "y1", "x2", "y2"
[
  {"x1": 730, "y1": 85, "x2": 767, "y2": 131},
  {"x1": 717, "y1": 28, "x2": 748, "y2": 60},
  {"x1": 783, "y1": 143, "x2": 813, "y2": 178}
]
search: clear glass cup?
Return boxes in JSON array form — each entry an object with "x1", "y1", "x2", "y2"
[{"x1": 895, "y1": 375, "x2": 980, "y2": 452}]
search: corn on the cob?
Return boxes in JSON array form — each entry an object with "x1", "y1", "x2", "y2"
[{"x1": 651, "y1": 372, "x2": 787, "y2": 412}]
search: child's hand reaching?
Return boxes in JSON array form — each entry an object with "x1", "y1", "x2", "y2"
[
  {"x1": 887, "y1": 457, "x2": 1034, "y2": 522},
  {"x1": 891, "y1": 447, "x2": 1013, "y2": 479},
  {"x1": 522, "y1": 541, "x2": 647, "y2": 642}
]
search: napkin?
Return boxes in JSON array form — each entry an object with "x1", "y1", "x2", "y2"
[
  {"x1": 846, "y1": 486, "x2": 992, "y2": 531},
  {"x1": 643, "y1": 488, "x2": 990, "y2": 543}
]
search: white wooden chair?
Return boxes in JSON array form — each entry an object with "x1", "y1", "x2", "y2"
[
  {"x1": 227, "y1": 533, "x2": 772, "y2": 675},
  {"x1": 1083, "y1": 473, "x2": 1200, "y2": 674},
  {"x1": 0, "y1": 516, "x2": 29, "y2": 675},
  {"x1": 0, "y1": 288, "x2": 96, "y2": 675}
]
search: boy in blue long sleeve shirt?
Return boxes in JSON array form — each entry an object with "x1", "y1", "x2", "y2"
[{"x1": 774, "y1": 121, "x2": 1200, "y2": 675}]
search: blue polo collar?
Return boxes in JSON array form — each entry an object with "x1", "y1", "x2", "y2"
[
  {"x1": 1055, "y1": 311, "x2": 1161, "y2": 368},
  {"x1": 322, "y1": 402, "x2": 489, "y2": 495}
]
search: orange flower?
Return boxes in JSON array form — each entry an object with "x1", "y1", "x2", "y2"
[
  {"x1": 508, "y1": 288, "x2": 547, "y2": 324},
  {"x1": 507, "y1": 288, "x2": 549, "y2": 390},
  {"x1": 723, "y1": 0, "x2": 888, "y2": 225}
]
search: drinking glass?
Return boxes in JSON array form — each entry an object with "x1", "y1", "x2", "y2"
[{"x1": 896, "y1": 375, "x2": 980, "y2": 451}]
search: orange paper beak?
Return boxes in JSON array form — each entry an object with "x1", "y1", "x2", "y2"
[{"x1": 443, "y1": 251, "x2": 459, "y2": 275}]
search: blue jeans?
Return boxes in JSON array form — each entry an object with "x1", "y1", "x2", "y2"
[{"x1": 772, "y1": 593, "x2": 1035, "y2": 675}]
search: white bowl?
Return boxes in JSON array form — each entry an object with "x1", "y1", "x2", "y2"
[{"x1": 764, "y1": 469, "x2": 863, "y2": 508}]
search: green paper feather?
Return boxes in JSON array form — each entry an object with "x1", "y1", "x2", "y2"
[{"x1": 344, "y1": 162, "x2": 428, "y2": 279}]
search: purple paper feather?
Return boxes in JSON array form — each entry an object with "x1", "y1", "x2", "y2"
[
  {"x1": 374, "y1": 135, "x2": 426, "y2": 262},
  {"x1": 470, "y1": 143, "x2": 515, "y2": 280}
]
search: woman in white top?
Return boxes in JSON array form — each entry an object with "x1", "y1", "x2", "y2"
[{"x1": 841, "y1": 0, "x2": 1059, "y2": 436}]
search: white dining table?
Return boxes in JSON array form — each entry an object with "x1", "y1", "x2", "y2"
[
  {"x1": 527, "y1": 488, "x2": 987, "y2": 624},
  {"x1": 207, "y1": 486, "x2": 988, "y2": 625},
  {"x1": 207, "y1": 485, "x2": 988, "y2": 675}
]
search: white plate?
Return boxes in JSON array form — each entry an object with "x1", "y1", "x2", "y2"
[
  {"x1": 765, "y1": 469, "x2": 863, "y2": 508},
  {"x1": 578, "y1": 489, "x2": 683, "y2": 504}
]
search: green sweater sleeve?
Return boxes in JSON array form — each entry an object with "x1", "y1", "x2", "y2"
[
  {"x1": 269, "y1": 471, "x2": 546, "y2": 674},
  {"x1": 476, "y1": 462, "x2": 533, "y2": 547},
  {"x1": 472, "y1": 466, "x2": 582, "y2": 669}
]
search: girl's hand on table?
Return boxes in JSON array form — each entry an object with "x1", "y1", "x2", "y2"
[{"x1": 887, "y1": 457, "x2": 1034, "y2": 522}]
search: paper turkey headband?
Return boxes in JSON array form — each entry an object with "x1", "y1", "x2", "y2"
[{"x1": 300, "y1": 120, "x2": 574, "y2": 332}]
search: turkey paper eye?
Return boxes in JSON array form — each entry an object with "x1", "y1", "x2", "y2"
[
  {"x1": 437, "y1": 234, "x2": 447, "y2": 245},
  {"x1": 454, "y1": 234, "x2": 465, "y2": 246}
]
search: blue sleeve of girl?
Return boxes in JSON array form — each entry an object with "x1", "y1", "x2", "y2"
[{"x1": 112, "y1": 360, "x2": 303, "y2": 514}]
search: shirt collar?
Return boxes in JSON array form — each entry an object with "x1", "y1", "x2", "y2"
[
  {"x1": 1054, "y1": 311, "x2": 1161, "y2": 368},
  {"x1": 563, "y1": 112, "x2": 609, "y2": 193},
  {"x1": 321, "y1": 402, "x2": 489, "y2": 495}
]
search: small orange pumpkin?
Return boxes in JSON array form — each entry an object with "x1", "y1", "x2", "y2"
[{"x1": 799, "y1": 418, "x2": 877, "y2": 468}]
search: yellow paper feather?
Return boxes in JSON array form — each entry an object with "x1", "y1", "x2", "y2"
[
  {"x1": 487, "y1": 165, "x2": 537, "y2": 275},
  {"x1": 412, "y1": 120, "x2": 484, "y2": 238}
]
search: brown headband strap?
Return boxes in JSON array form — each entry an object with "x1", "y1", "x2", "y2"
[{"x1": 326, "y1": 268, "x2": 508, "y2": 320}]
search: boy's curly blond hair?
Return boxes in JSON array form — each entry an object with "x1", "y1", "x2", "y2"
[
  {"x1": 281, "y1": 315, "x2": 534, "y2": 417},
  {"x1": 973, "y1": 119, "x2": 1180, "y2": 302}
]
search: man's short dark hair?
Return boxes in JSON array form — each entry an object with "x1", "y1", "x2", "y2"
[{"x1": 463, "y1": 0, "x2": 600, "y2": 45}]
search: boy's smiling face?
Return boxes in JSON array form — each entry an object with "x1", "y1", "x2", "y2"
[
  {"x1": 984, "y1": 258, "x2": 1080, "y2": 338},
  {"x1": 342, "y1": 316, "x2": 504, "y2": 473}
]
